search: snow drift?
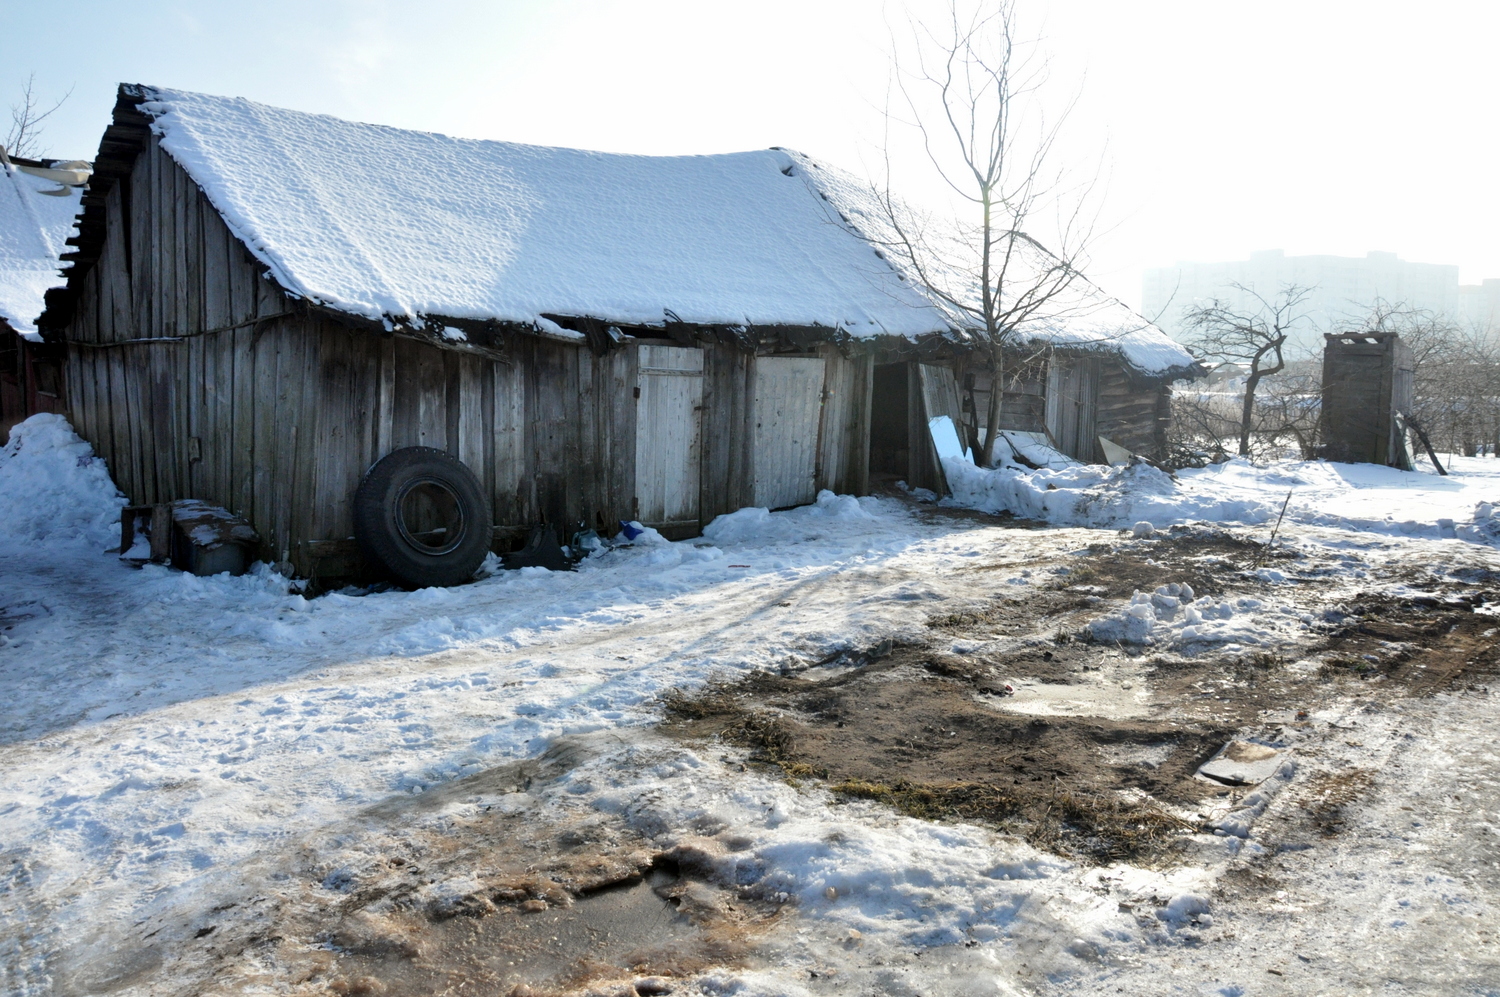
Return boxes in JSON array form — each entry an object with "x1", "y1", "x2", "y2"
[{"x1": 0, "y1": 413, "x2": 124, "y2": 547}]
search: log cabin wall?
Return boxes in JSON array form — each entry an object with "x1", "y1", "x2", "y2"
[{"x1": 60, "y1": 135, "x2": 876, "y2": 578}]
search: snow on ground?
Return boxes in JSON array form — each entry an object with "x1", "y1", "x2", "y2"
[
  {"x1": 3, "y1": 415, "x2": 1499, "y2": 995},
  {"x1": 943, "y1": 450, "x2": 1500, "y2": 543},
  {"x1": 0, "y1": 416, "x2": 1088, "y2": 993}
]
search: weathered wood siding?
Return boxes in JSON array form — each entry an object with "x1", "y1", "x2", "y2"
[
  {"x1": 634, "y1": 344, "x2": 704, "y2": 529},
  {"x1": 815, "y1": 344, "x2": 872, "y2": 497},
  {"x1": 1094, "y1": 365, "x2": 1171, "y2": 459},
  {"x1": 1319, "y1": 332, "x2": 1414, "y2": 467},
  {"x1": 1045, "y1": 356, "x2": 1101, "y2": 462},
  {"x1": 751, "y1": 356, "x2": 825, "y2": 509},
  {"x1": 60, "y1": 135, "x2": 877, "y2": 577}
]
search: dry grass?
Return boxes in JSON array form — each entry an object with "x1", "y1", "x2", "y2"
[
  {"x1": 663, "y1": 681, "x2": 1201, "y2": 865},
  {"x1": 830, "y1": 778, "x2": 1197, "y2": 864}
]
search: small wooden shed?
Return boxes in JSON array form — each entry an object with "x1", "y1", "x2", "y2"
[
  {"x1": 40, "y1": 85, "x2": 956, "y2": 580},
  {"x1": 866, "y1": 317, "x2": 1199, "y2": 491},
  {"x1": 1319, "y1": 331, "x2": 1414, "y2": 467}
]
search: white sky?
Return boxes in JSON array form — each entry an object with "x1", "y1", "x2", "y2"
[{"x1": 4, "y1": 0, "x2": 1496, "y2": 309}]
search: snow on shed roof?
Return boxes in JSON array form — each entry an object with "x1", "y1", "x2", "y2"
[
  {"x1": 0, "y1": 161, "x2": 83, "y2": 339},
  {"x1": 136, "y1": 87, "x2": 954, "y2": 339},
  {"x1": 790, "y1": 149, "x2": 1199, "y2": 379}
]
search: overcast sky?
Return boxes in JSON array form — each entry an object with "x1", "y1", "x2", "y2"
[{"x1": 4, "y1": 0, "x2": 1495, "y2": 309}]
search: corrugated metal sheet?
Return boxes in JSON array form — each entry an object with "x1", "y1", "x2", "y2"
[
  {"x1": 634, "y1": 345, "x2": 704, "y2": 526},
  {"x1": 752, "y1": 355, "x2": 825, "y2": 509}
]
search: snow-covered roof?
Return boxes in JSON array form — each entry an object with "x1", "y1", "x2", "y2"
[
  {"x1": 1012, "y1": 297, "x2": 1200, "y2": 379},
  {"x1": 135, "y1": 87, "x2": 954, "y2": 340},
  {"x1": 0, "y1": 161, "x2": 83, "y2": 340}
]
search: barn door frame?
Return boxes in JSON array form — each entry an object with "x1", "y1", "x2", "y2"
[
  {"x1": 751, "y1": 354, "x2": 826, "y2": 510},
  {"x1": 1045, "y1": 354, "x2": 1101, "y2": 462},
  {"x1": 632, "y1": 343, "x2": 704, "y2": 536}
]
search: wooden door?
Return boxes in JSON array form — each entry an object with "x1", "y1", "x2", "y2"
[
  {"x1": 634, "y1": 345, "x2": 704, "y2": 529},
  {"x1": 752, "y1": 355, "x2": 825, "y2": 509},
  {"x1": 1045, "y1": 356, "x2": 1100, "y2": 462}
]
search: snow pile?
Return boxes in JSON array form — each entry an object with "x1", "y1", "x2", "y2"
[
  {"x1": 1086, "y1": 582, "x2": 1311, "y2": 649},
  {"x1": 703, "y1": 489, "x2": 877, "y2": 545},
  {"x1": 0, "y1": 413, "x2": 125, "y2": 547},
  {"x1": 0, "y1": 164, "x2": 83, "y2": 336},
  {"x1": 943, "y1": 456, "x2": 1277, "y2": 529},
  {"x1": 943, "y1": 451, "x2": 1500, "y2": 541},
  {"x1": 137, "y1": 87, "x2": 950, "y2": 338}
]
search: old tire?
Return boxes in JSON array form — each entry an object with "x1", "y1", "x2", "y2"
[{"x1": 354, "y1": 447, "x2": 491, "y2": 588}]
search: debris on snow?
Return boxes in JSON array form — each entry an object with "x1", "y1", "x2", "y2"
[
  {"x1": 1211, "y1": 759, "x2": 1297, "y2": 838},
  {"x1": 1197, "y1": 740, "x2": 1289, "y2": 787}
]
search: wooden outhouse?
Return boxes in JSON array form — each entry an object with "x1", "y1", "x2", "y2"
[
  {"x1": 1319, "y1": 331, "x2": 1415, "y2": 467},
  {"x1": 40, "y1": 85, "x2": 953, "y2": 580}
]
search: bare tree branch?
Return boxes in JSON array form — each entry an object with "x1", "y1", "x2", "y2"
[
  {"x1": 4, "y1": 74, "x2": 73, "y2": 160},
  {"x1": 876, "y1": 1, "x2": 1104, "y2": 466}
]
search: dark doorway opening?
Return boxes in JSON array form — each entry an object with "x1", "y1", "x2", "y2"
[{"x1": 869, "y1": 363, "x2": 909, "y2": 478}]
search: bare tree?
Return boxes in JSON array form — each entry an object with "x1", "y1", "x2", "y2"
[
  {"x1": 876, "y1": 1, "x2": 1102, "y2": 466},
  {"x1": 1362, "y1": 302, "x2": 1500, "y2": 458},
  {"x1": 1183, "y1": 284, "x2": 1312, "y2": 457},
  {"x1": 1250, "y1": 358, "x2": 1322, "y2": 459},
  {"x1": 1165, "y1": 355, "x2": 1319, "y2": 465},
  {"x1": 4, "y1": 74, "x2": 72, "y2": 160}
]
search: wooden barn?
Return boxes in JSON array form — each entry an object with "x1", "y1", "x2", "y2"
[
  {"x1": 40, "y1": 85, "x2": 964, "y2": 583},
  {"x1": 1, "y1": 149, "x2": 89, "y2": 436}
]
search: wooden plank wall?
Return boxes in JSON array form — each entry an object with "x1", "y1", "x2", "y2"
[
  {"x1": 61, "y1": 135, "x2": 879, "y2": 577},
  {"x1": 700, "y1": 341, "x2": 754, "y2": 518},
  {"x1": 1045, "y1": 356, "x2": 1101, "y2": 462},
  {"x1": 816, "y1": 345, "x2": 872, "y2": 497},
  {"x1": 750, "y1": 356, "x2": 825, "y2": 509},
  {"x1": 1320, "y1": 335, "x2": 1409, "y2": 466},
  {"x1": 1095, "y1": 365, "x2": 1170, "y2": 458}
]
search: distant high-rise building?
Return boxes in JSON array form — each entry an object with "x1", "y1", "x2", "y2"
[
  {"x1": 1458, "y1": 279, "x2": 1500, "y2": 334},
  {"x1": 1142, "y1": 250, "x2": 1492, "y2": 354}
]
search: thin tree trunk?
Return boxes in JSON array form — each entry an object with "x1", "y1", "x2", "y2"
[
  {"x1": 1239, "y1": 371, "x2": 1260, "y2": 457},
  {"x1": 982, "y1": 342, "x2": 1006, "y2": 466}
]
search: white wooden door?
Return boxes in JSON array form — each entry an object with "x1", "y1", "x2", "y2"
[
  {"x1": 752, "y1": 356, "x2": 825, "y2": 509},
  {"x1": 634, "y1": 345, "x2": 704, "y2": 527}
]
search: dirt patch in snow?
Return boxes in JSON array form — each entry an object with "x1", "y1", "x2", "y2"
[
  {"x1": 96, "y1": 739, "x2": 780, "y2": 997},
  {"x1": 660, "y1": 534, "x2": 1500, "y2": 867},
  {"x1": 661, "y1": 654, "x2": 1227, "y2": 864},
  {"x1": 1311, "y1": 590, "x2": 1500, "y2": 693}
]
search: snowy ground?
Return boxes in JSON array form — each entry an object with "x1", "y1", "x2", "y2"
[{"x1": 2, "y1": 415, "x2": 1499, "y2": 996}]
